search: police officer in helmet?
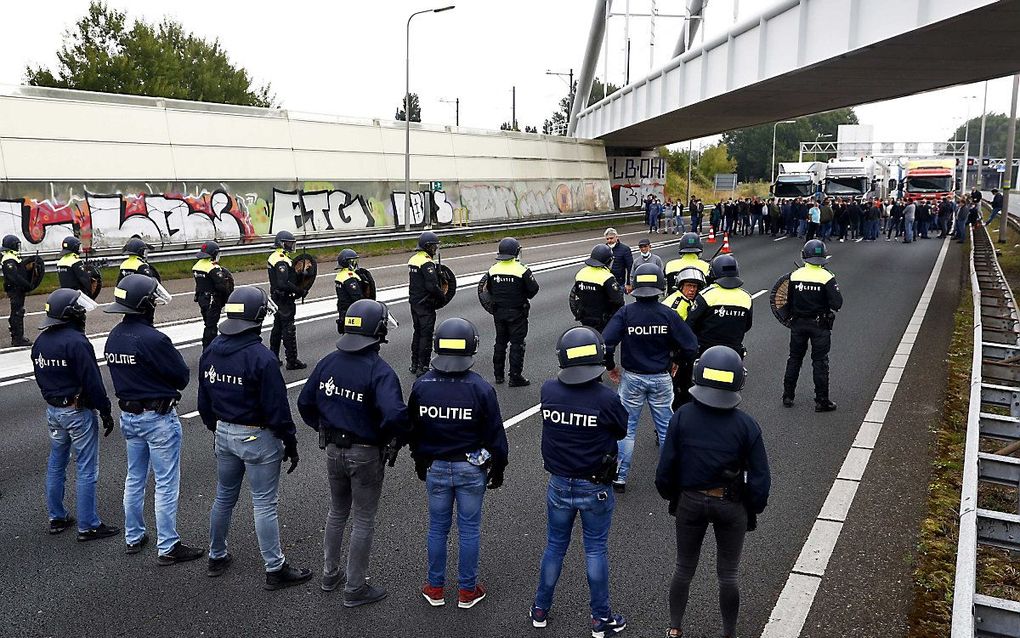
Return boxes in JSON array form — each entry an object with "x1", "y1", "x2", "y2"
[
  {"x1": 267, "y1": 230, "x2": 306, "y2": 370},
  {"x1": 656, "y1": 346, "x2": 771, "y2": 638},
  {"x1": 31, "y1": 288, "x2": 119, "y2": 540},
  {"x1": 408, "y1": 231, "x2": 446, "y2": 376},
  {"x1": 530, "y1": 327, "x2": 628, "y2": 635},
  {"x1": 602, "y1": 263, "x2": 698, "y2": 492},
  {"x1": 409, "y1": 317, "x2": 508, "y2": 609},
  {"x1": 664, "y1": 232, "x2": 710, "y2": 295},
  {"x1": 298, "y1": 299, "x2": 410, "y2": 606},
  {"x1": 56, "y1": 236, "x2": 94, "y2": 293},
  {"x1": 198, "y1": 286, "x2": 312, "y2": 589},
  {"x1": 569, "y1": 244, "x2": 624, "y2": 333},
  {"x1": 193, "y1": 240, "x2": 233, "y2": 349},
  {"x1": 2, "y1": 234, "x2": 33, "y2": 346},
  {"x1": 484, "y1": 237, "x2": 540, "y2": 386},
  {"x1": 118, "y1": 237, "x2": 161, "y2": 284},
  {"x1": 104, "y1": 274, "x2": 203, "y2": 564},
  {"x1": 686, "y1": 254, "x2": 753, "y2": 357},
  {"x1": 782, "y1": 240, "x2": 843, "y2": 412},
  {"x1": 335, "y1": 248, "x2": 365, "y2": 335},
  {"x1": 663, "y1": 267, "x2": 708, "y2": 409}
]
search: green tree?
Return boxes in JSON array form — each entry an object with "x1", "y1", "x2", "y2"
[
  {"x1": 721, "y1": 108, "x2": 859, "y2": 181},
  {"x1": 26, "y1": 2, "x2": 273, "y2": 107},
  {"x1": 698, "y1": 144, "x2": 737, "y2": 178},
  {"x1": 395, "y1": 93, "x2": 421, "y2": 122},
  {"x1": 949, "y1": 113, "x2": 1020, "y2": 157},
  {"x1": 499, "y1": 121, "x2": 520, "y2": 132},
  {"x1": 543, "y1": 77, "x2": 619, "y2": 136}
]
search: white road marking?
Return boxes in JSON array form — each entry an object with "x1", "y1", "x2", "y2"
[
  {"x1": 503, "y1": 403, "x2": 541, "y2": 429},
  {"x1": 773, "y1": 236, "x2": 788, "y2": 242},
  {"x1": 751, "y1": 289, "x2": 767, "y2": 299}
]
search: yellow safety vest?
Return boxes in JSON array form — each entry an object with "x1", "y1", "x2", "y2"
[
  {"x1": 268, "y1": 249, "x2": 292, "y2": 268},
  {"x1": 120, "y1": 255, "x2": 146, "y2": 273},
  {"x1": 790, "y1": 264, "x2": 834, "y2": 284},
  {"x1": 408, "y1": 251, "x2": 432, "y2": 268},
  {"x1": 700, "y1": 284, "x2": 753, "y2": 309},
  {"x1": 665, "y1": 254, "x2": 710, "y2": 276},
  {"x1": 663, "y1": 291, "x2": 693, "y2": 320},
  {"x1": 488, "y1": 259, "x2": 528, "y2": 277},
  {"x1": 56, "y1": 253, "x2": 81, "y2": 269},
  {"x1": 574, "y1": 266, "x2": 615, "y2": 285},
  {"x1": 335, "y1": 268, "x2": 362, "y2": 284}
]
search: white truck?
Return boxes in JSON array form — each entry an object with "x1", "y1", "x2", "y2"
[
  {"x1": 773, "y1": 162, "x2": 826, "y2": 198},
  {"x1": 823, "y1": 157, "x2": 891, "y2": 199}
]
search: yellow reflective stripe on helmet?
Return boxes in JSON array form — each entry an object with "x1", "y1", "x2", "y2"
[
  {"x1": 114, "y1": 288, "x2": 127, "y2": 299},
  {"x1": 566, "y1": 344, "x2": 598, "y2": 359},
  {"x1": 407, "y1": 251, "x2": 431, "y2": 267},
  {"x1": 489, "y1": 260, "x2": 527, "y2": 276},
  {"x1": 44, "y1": 303, "x2": 50, "y2": 312},
  {"x1": 790, "y1": 265, "x2": 833, "y2": 284},
  {"x1": 701, "y1": 286, "x2": 752, "y2": 309},
  {"x1": 439, "y1": 338, "x2": 467, "y2": 350},
  {"x1": 574, "y1": 266, "x2": 614, "y2": 285},
  {"x1": 345, "y1": 316, "x2": 362, "y2": 327},
  {"x1": 703, "y1": 368, "x2": 735, "y2": 383},
  {"x1": 224, "y1": 303, "x2": 245, "y2": 313},
  {"x1": 635, "y1": 274, "x2": 658, "y2": 283}
]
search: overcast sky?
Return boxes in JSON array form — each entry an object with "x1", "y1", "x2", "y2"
[{"x1": 1, "y1": 0, "x2": 1016, "y2": 149}]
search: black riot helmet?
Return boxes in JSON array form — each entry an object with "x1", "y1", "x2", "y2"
[
  {"x1": 40, "y1": 288, "x2": 98, "y2": 330},
  {"x1": 709, "y1": 254, "x2": 743, "y2": 289},
  {"x1": 418, "y1": 231, "x2": 440, "y2": 256},
  {"x1": 122, "y1": 237, "x2": 153, "y2": 257},
  {"x1": 555, "y1": 326, "x2": 607, "y2": 385},
  {"x1": 274, "y1": 230, "x2": 297, "y2": 251},
  {"x1": 219, "y1": 286, "x2": 276, "y2": 336},
  {"x1": 678, "y1": 232, "x2": 703, "y2": 255},
  {"x1": 61, "y1": 236, "x2": 82, "y2": 255},
  {"x1": 2, "y1": 235, "x2": 20, "y2": 251},
  {"x1": 336, "y1": 248, "x2": 359, "y2": 270},
  {"x1": 496, "y1": 237, "x2": 521, "y2": 260},
  {"x1": 196, "y1": 240, "x2": 220, "y2": 259},
  {"x1": 802, "y1": 239, "x2": 830, "y2": 265},
  {"x1": 432, "y1": 317, "x2": 480, "y2": 373},
  {"x1": 689, "y1": 345, "x2": 747, "y2": 409},
  {"x1": 104, "y1": 274, "x2": 172, "y2": 315},
  {"x1": 630, "y1": 263, "x2": 666, "y2": 298},
  {"x1": 584, "y1": 243, "x2": 613, "y2": 268},
  {"x1": 337, "y1": 299, "x2": 390, "y2": 352}
]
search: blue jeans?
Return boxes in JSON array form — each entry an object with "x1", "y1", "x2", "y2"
[
  {"x1": 45, "y1": 406, "x2": 101, "y2": 531},
  {"x1": 819, "y1": 222, "x2": 832, "y2": 241},
  {"x1": 904, "y1": 220, "x2": 914, "y2": 242},
  {"x1": 617, "y1": 370, "x2": 673, "y2": 483},
  {"x1": 121, "y1": 410, "x2": 182, "y2": 554},
  {"x1": 209, "y1": 422, "x2": 285, "y2": 571},
  {"x1": 988, "y1": 207, "x2": 1002, "y2": 224},
  {"x1": 426, "y1": 460, "x2": 487, "y2": 590},
  {"x1": 534, "y1": 475, "x2": 615, "y2": 619}
]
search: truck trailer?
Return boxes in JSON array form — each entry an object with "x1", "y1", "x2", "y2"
[
  {"x1": 773, "y1": 161, "x2": 826, "y2": 198},
  {"x1": 902, "y1": 159, "x2": 956, "y2": 202}
]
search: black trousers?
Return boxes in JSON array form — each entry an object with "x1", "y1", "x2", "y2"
[
  {"x1": 7, "y1": 290, "x2": 25, "y2": 340},
  {"x1": 671, "y1": 359, "x2": 694, "y2": 411},
  {"x1": 783, "y1": 321, "x2": 832, "y2": 401},
  {"x1": 199, "y1": 301, "x2": 222, "y2": 350},
  {"x1": 270, "y1": 296, "x2": 298, "y2": 363},
  {"x1": 493, "y1": 314, "x2": 529, "y2": 377},
  {"x1": 410, "y1": 307, "x2": 437, "y2": 369}
]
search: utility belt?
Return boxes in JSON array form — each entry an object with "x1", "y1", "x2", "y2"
[
  {"x1": 318, "y1": 427, "x2": 378, "y2": 450},
  {"x1": 793, "y1": 312, "x2": 835, "y2": 330},
  {"x1": 118, "y1": 398, "x2": 177, "y2": 415},
  {"x1": 46, "y1": 394, "x2": 82, "y2": 409}
]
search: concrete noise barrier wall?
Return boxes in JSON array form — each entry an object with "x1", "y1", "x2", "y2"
[{"x1": 0, "y1": 86, "x2": 612, "y2": 254}]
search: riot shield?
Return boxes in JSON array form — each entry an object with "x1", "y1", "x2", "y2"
[
  {"x1": 477, "y1": 273, "x2": 494, "y2": 315},
  {"x1": 24, "y1": 255, "x2": 45, "y2": 291},
  {"x1": 436, "y1": 263, "x2": 457, "y2": 309},
  {"x1": 770, "y1": 273, "x2": 793, "y2": 327},
  {"x1": 293, "y1": 253, "x2": 318, "y2": 298},
  {"x1": 85, "y1": 264, "x2": 103, "y2": 300},
  {"x1": 355, "y1": 267, "x2": 377, "y2": 300}
]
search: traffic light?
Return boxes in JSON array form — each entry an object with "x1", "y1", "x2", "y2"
[
  {"x1": 982, "y1": 158, "x2": 990, "y2": 166},
  {"x1": 967, "y1": 158, "x2": 975, "y2": 166}
]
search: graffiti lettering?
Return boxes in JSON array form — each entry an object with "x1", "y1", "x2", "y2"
[
  {"x1": 391, "y1": 191, "x2": 454, "y2": 227},
  {"x1": 270, "y1": 188, "x2": 373, "y2": 235}
]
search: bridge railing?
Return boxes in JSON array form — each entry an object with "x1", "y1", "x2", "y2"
[{"x1": 951, "y1": 223, "x2": 1020, "y2": 637}]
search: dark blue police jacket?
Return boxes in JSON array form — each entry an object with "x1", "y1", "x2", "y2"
[
  {"x1": 31, "y1": 324, "x2": 111, "y2": 415},
  {"x1": 609, "y1": 241, "x2": 633, "y2": 286},
  {"x1": 540, "y1": 378, "x2": 627, "y2": 479},
  {"x1": 602, "y1": 298, "x2": 698, "y2": 374},
  {"x1": 104, "y1": 315, "x2": 190, "y2": 401}
]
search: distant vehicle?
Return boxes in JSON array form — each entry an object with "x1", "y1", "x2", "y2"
[
  {"x1": 902, "y1": 158, "x2": 956, "y2": 202},
  {"x1": 823, "y1": 157, "x2": 891, "y2": 199},
  {"x1": 773, "y1": 162, "x2": 826, "y2": 198}
]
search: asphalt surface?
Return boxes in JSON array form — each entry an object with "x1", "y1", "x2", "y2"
[{"x1": 0, "y1": 225, "x2": 951, "y2": 638}]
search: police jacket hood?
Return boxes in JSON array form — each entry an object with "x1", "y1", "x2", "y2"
[{"x1": 206, "y1": 330, "x2": 262, "y2": 357}]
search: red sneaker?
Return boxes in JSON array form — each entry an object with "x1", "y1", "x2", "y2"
[
  {"x1": 458, "y1": 584, "x2": 487, "y2": 609},
  {"x1": 422, "y1": 584, "x2": 445, "y2": 607}
]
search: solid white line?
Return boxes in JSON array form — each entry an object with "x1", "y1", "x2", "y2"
[
  {"x1": 773, "y1": 236, "x2": 788, "y2": 242},
  {"x1": 503, "y1": 403, "x2": 541, "y2": 429},
  {"x1": 759, "y1": 237, "x2": 951, "y2": 638},
  {"x1": 751, "y1": 289, "x2": 767, "y2": 300},
  {"x1": 180, "y1": 410, "x2": 200, "y2": 419}
]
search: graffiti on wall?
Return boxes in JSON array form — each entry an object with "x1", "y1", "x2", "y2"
[
  {"x1": 270, "y1": 188, "x2": 374, "y2": 234},
  {"x1": 391, "y1": 191, "x2": 456, "y2": 227},
  {"x1": 608, "y1": 155, "x2": 666, "y2": 210}
]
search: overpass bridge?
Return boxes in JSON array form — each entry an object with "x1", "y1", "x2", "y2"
[{"x1": 570, "y1": 0, "x2": 1020, "y2": 148}]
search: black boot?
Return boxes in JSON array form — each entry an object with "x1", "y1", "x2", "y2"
[
  {"x1": 508, "y1": 375, "x2": 530, "y2": 388},
  {"x1": 815, "y1": 398, "x2": 837, "y2": 412},
  {"x1": 265, "y1": 562, "x2": 313, "y2": 591}
]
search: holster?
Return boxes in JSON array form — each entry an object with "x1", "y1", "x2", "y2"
[{"x1": 589, "y1": 454, "x2": 619, "y2": 485}]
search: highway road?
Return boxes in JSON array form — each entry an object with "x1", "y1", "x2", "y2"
[{"x1": 0, "y1": 223, "x2": 953, "y2": 638}]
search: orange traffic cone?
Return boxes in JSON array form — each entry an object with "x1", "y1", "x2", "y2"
[
  {"x1": 707, "y1": 228, "x2": 716, "y2": 243},
  {"x1": 721, "y1": 232, "x2": 732, "y2": 254}
]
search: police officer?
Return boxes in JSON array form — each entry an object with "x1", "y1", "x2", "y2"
[
  {"x1": 193, "y1": 240, "x2": 232, "y2": 349},
  {"x1": 686, "y1": 254, "x2": 753, "y2": 357},
  {"x1": 530, "y1": 326, "x2": 628, "y2": 635},
  {"x1": 56, "y1": 236, "x2": 94, "y2": 293},
  {"x1": 782, "y1": 239, "x2": 843, "y2": 412},
  {"x1": 408, "y1": 231, "x2": 445, "y2": 376},
  {"x1": 334, "y1": 248, "x2": 364, "y2": 335},
  {"x1": 569, "y1": 244, "x2": 624, "y2": 333},
  {"x1": 485, "y1": 237, "x2": 539, "y2": 386},
  {"x1": 31, "y1": 288, "x2": 119, "y2": 541},
  {"x1": 663, "y1": 267, "x2": 708, "y2": 409},
  {"x1": 104, "y1": 274, "x2": 204, "y2": 564},
  {"x1": 602, "y1": 264, "x2": 699, "y2": 492},
  {"x1": 664, "y1": 232, "x2": 710, "y2": 294},
  {"x1": 655, "y1": 346, "x2": 771, "y2": 638},
  {"x1": 267, "y1": 230, "x2": 306, "y2": 370},
  {"x1": 297, "y1": 299, "x2": 410, "y2": 607},
  {"x1": 197, "y1": 286, "x2": 312, "y2": 589},
  {"x1": 409, "y1": 317, "x2": 508, "y2": 609},
  {"x1": 2, "y1": 234, "x2": 33, "y2": 346},
  {"x1": 117, "y1": 237, "x2": 161, "y2": 284}
]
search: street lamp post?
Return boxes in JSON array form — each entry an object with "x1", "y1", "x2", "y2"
[
  {"x1": 404, "y1": 5, "x2": 455, "y2": 231},
  {"x1": 961, "y1": 95, "x2": 977, "y2": 194},
  {"x1": 771, "y1": 120, "x2": 796, "y2": 185}
]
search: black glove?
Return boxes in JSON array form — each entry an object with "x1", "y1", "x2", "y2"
[
  {"x1": 486, "y1": 465, "x2": 505, "y2": 490},
  {"x1": 383, "y1": 439, "x2": 400, "y2": 467},
  {"x1": 283, "y1": 438, "x2": 299, "y2": 474},
  {"x1": 100, "y1": 412, "x2": 115, "y2": 438},
  {"x1": 414, "y1": 457, "x2": 430, "y2": 481},
  {"x1": 205, "y1": 420, "x2": 217, "y2": 433}
]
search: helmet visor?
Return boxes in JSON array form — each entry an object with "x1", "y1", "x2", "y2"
[
  {"x1": 154, "y1": 283, "x2": 173, "y2": 306},
  {"x1": 75, "y1": 294, "x2": 99, "y2": 314}
]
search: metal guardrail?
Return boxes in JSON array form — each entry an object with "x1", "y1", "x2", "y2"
[{"x1": 951, "y1": 222, "x2": 1020, "y2": 637}]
